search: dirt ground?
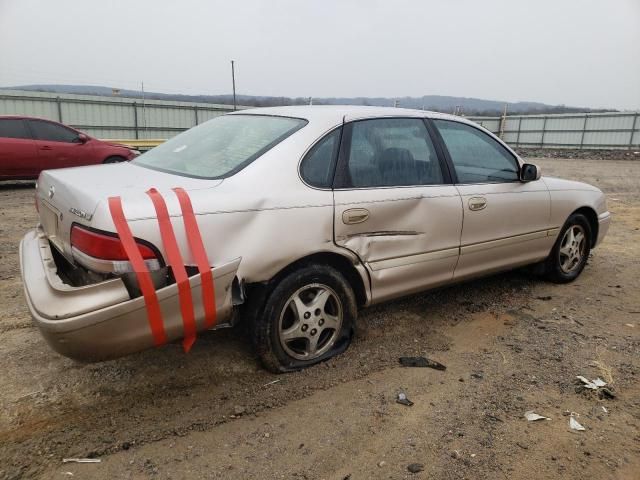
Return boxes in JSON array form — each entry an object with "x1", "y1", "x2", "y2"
[{"x1": 0, "y1": 157, "x2": 638, "y2": 480}]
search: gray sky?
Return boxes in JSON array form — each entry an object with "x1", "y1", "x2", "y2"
[{"x1": 1, "y1": 0, "x2": 639, "y2": 109}]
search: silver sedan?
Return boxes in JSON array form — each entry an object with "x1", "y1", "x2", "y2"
[{"x1": 20, "y1": 106, "x2": 610, "y2": 372}]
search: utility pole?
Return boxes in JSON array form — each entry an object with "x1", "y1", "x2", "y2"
[
  {"x1": 499, "y1": 103, "x2": 508, "y2": 139},
  {"x1": 231, "y1": 60, "x2": 237, "y2": 111},
  {"x1": 393, "y1": 99, "x2": 399, "y2": 108},
  {"x1": 309, "y1": 97, "x2": 313, "y2": 106}
]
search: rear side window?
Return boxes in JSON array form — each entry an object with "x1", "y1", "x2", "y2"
[
  {"x1": 300, "y1": 128, "x2": 341, "y2": 188},
  {"x1": 0, "y1": 119, "x2": 30, "y2": 139},
  {"x1": 433, "y1": 120, "x2": 519, "y2": 183},
  {"x1": 29, "y1": 120, "x2": 79, "y2": 143},
  {"x1": 339, "y1": 118, "x2": 443, "y2": 188}
]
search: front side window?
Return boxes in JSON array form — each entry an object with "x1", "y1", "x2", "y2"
[
  {"x1": 29, "y1": 120, "x2": 79, "y2": 143},
  {"x1": 0, "y1": 119, "x2": 30, "y2": 139},
  {"x1": 433, "y1": 120, "x2": 519, "y2": 183},
  {"x1": 300, "y1": 128, "x2": 341, "y2": 188},
  {"x1": 134, "y1": 114, "x2": 307, "y2": 179},
  {"x1": 340, "y1": 118, "x2": 443, "y2": 188}
]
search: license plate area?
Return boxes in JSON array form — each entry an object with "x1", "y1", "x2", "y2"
[{"x1": 40, "y1": 201, "x2": 63, "y2": 250}]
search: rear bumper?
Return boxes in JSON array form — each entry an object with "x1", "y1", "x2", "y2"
[
  {"x1": 20, "y1": 227, "x2": 240, "y2": 362},
  {"x1": 596, "y1": 211, "x2": 611, "y2": 247}
]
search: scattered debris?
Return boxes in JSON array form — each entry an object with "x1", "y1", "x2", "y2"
[
  {"x1": 62, "y1": 458, "x2": 101, "y2": 464},
  {"x1": 262, "y1": 379, "x2": 281, "y2": 387},
  {"x1": 62, "y1": 473, "x2": 74, "y2": 477},
  {"x1": 576, "y1": 375, "x2": 607, "y2": 390},
  {"x1": 407, "y1": 463, "x2": 425, "y2": 473},
  {"x1": 536, "y1": 295, "x2": 552, "y2": 301},
  {"x1": 399, "y1": 356, "x2": 446, "y2": 371},
  {"x1": 233, "y1": 405, "x2": 246, "y2": 416},
  {"x1": 599, "y1": 388, "x2": 616, "y2": 399},
  {"x1": 625, "y1": 323, "x2": 634, "y2": 328},
  {"x1": 470, "y1": 372, "x2": 484, "y2": 380},
  {"x1": 569, "y1": 415, "x2": 586, "y2": 431},
  {"x1": 396, "y1": 392, "x2": 414, "y2": 407},
  {"x1": 450, "y1": 450, "x2": 462, "y2": 459},
  {"x1": 524, "y1": 411, "x2": 550, "y2": 421},
  {"x1": 377, "y1": 461, "x2": 386, "y2": 468}
]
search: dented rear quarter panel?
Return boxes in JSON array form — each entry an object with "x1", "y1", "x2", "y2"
[{"x1": 85, "y1": 116, "x2": 367, "y2": 292}]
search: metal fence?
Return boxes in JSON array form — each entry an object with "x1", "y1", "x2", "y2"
[
  {"x1": 468, "y1": 111, "x2": 640, "y2": 150},
  {"x1": 2, "y1": 89, "x2": 639, "y2": 149},
  {"x1": 0, "y1": 89, "x2": 239, "y2": 140}
]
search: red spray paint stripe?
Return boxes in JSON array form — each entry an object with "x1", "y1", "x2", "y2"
[
  {"x1": 146, "y1": 188, "x2": 197, "y2": 352},
  {"x1": 108, "y1": 196, "x2": 167, "y2": 346},
  {"x1": 172, "y1": 187, "x2": 217, "y2": 328}
]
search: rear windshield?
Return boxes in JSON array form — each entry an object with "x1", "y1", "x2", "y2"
[{"x1": 134, "y1": 114, "x2": 307, "y2": 179}]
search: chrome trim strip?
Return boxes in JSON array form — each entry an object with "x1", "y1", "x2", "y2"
[
  {"x1": 72, "y1": 247, "x2": 161, "y2": 274},
  {"x1": 461, "y1": 229, "x2": 551, "y2": 255},
  {"x1": 368, "y1": 247, "x2": 459, "y2": 271}
]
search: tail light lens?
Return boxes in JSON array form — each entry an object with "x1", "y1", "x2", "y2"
[{"x1": 71, "y1": 225, "x2": 161, "y2": 274}]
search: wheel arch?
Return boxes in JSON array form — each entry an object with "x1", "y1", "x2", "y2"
[
  {"x1": 270, "y1": 251, "x2": 369, "y2": 307},
  {"x1": 571, "y1": 206, "x2": 599, "y2": 247},
  {"x1": 243, "y1": 251, "x2": 369, "y2": 314}
]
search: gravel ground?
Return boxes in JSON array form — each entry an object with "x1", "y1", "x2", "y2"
[{"x1": 0, "y1": 158, "x2": 638, "y2": 480}]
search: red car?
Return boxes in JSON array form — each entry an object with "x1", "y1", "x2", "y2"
[{"x1": 0, "y1": 116, "x2": 138, "y2": 180}]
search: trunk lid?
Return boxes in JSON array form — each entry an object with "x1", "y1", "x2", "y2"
[{"x1": 37, "y1": 162, "x2": 222, "y2": 259}]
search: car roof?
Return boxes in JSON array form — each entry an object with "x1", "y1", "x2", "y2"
[
  {"x1": 0, "y1": 115, "x2": 61, "y2": 122},
  {"x1": 231, "y1": 105, "x2": 477, "y2": 129}
]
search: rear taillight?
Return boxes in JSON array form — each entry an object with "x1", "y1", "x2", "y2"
[{"x1": 70, "y1": 225, "x2": 160, "y2": 274}]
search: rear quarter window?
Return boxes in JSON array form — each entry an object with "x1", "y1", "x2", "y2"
[{"x1": 0, "y1": 119, "x2": 30, "y2": 139}]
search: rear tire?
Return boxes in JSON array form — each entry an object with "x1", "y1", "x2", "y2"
[
  {"x1": 544, "y1": 213, "x2": 592, "y2": 283},
  {"x1": 252, "y1": 265, "x2": 357, "y2": 373},
  {"x1": 103, "y1": 156, "x2": 125, "y2": 164}
]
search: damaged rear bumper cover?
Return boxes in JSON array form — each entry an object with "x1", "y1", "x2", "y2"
[{"x1": 20, "y1": 228, "x2": 240, "y2": 362}]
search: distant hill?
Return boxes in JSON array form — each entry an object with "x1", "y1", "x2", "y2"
[{"x1": 2, "y1": 84, "x2": 614, "y2": 116}]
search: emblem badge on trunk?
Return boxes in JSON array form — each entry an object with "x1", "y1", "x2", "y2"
[
  {"x1": 48, "y1": 186, "x2": 55, "y2": 199},
  {"x1": 69, "y1": 207, "x2": 93, "y2": 221}
]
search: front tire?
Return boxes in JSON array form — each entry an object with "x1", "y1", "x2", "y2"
[
  {"x1": 252, "y1": 265, "x2": 357, "y2": 373},
  {"x1": 103, "y1": 156, "x2": 125, "y2": 164},
  {"x1": 544, "y1": 213, "x2": 592, "y2": 283}
]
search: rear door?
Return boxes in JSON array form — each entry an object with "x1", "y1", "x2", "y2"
[
  {"x1": 333, "y1": 117, "x2": 463, "y2": 303},
  {"x1": 431, "y1": 119, "x2": 552, "y2": 280},
  {"x1": 0, "y1": 118, "x2": 39, "y2": 178},
  {"x1": 27, "y1": 119, "x2": 92, "y2": 170}
]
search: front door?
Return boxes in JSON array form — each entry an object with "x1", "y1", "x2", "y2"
[
  {"x1": 27, "y1": 119, "x2": 91, "y2": 171},
  {"x1": 431, "y1": 119, "x2": 553, "y2": 281},
  {"x1": 333, "y1": 117, "x2": 463, "y2": 303}
]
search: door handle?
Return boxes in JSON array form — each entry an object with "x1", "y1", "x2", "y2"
[
  {"x1": 40, "y1": 146, "x2": 52, "y2": 151},
  {"x1": 468, "y1": 197, "x2": 487, "y2": 211},
  {"x1": 342, "y1": 208, "x2": 370, "y2": 225}
]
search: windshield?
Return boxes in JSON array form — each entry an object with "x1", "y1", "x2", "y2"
[{"x1": 133, "y1": 114, "x2": 307, "y2": 179}]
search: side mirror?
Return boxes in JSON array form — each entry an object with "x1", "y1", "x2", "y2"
[
  {"x1": 76, "y1": 133, "x2": 89, "y2": 144},
  {"x1": 520, "y1": 163, "x2": 541, "y2": 182}
]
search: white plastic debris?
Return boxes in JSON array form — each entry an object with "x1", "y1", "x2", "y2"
[
  {"x1": 62, "y1": 458, "x2": 101, "y2": 464},
  {"x1": 524, "y1": 411, "x2": 550, "y2": 421},
  {"x1": 569, "y1": 415, "x2": 586, "y2": 431},
  {"x1": 576, "y1": 375, "x2": 607, "y2": 390}
]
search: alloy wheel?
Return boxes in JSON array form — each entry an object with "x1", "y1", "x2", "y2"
[{"x1": 278, "y1": 283, "x2": 343, "y2": 361}]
